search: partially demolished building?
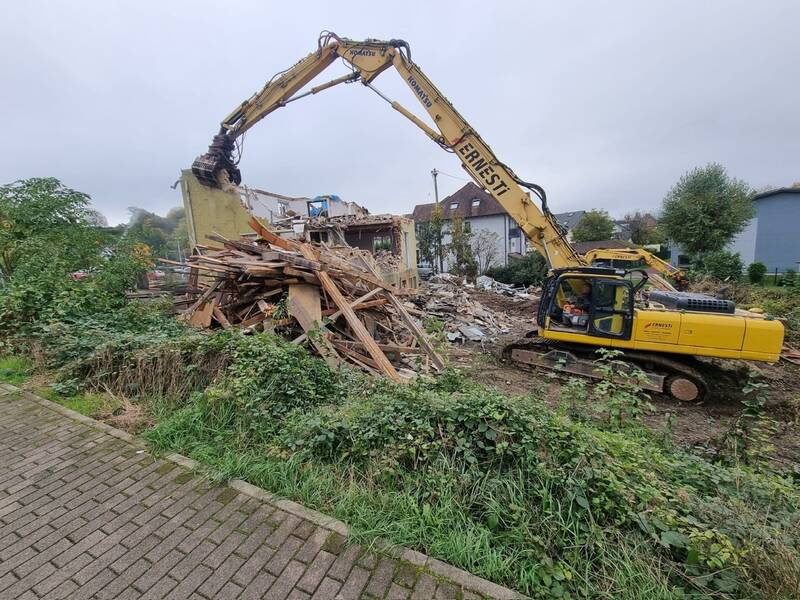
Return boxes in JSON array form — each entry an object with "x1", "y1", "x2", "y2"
[{"x1": 180, "y1": 170, "x2": 418, "y2": 288}]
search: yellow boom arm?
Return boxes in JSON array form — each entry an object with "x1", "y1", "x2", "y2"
[
  {"x1": 192, "y1": 32, "x2": 584, "y2": 269},
  {"x1": 583, "y1": 248, "x2": 688, "y2": 290}
]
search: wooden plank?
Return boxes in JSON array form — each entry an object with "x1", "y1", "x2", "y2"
[
  {"x1": 248, "y1": 216, "x2": 298, "y2": 251},
  {"x1": 287, "y1": 284, "x2": 340, "y2": 369},
  {"x1": 238, "y1": 312, "x2": 267, "y2": 329},
  {"x1": 287, "y1": 284, "x2": 322, "y2": 326},
  {"x1": 332, "y1": 341, "x2": 381, "y2": 370},
  {"x1": 189, "y1": 300, "x2": 214, "y2": 328},
  {"x1": 183, "y1": 278, "x2": 222, "y2": 317},
  {"x1": 384, "y1": 291, "x2": 445, "y2": 371},
  {"x1": 212, "y1": 306, "x2": 232, "y2": 329},
  {"x1": 317, "y1": 271, "x2": 401, "y2": 382},
  {"x1": 283, "y1": 267, "x2": 320, "y2": 283},
  {"x1": 320, "y1": 298, "x2": 387, "y2": 316},
  {"x1": 293, "y1": 287, "x2": 382, "y2": 344}
]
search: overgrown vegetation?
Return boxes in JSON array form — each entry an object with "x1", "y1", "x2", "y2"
[
  {"x1": 486, "y1": 251, "x2": 548, "y2": 287},
  {"x1": 2, "y1": 177, "x2": 800, "y2": 598},
  {"x1": 692, "y1": 250, "x2": 744, "y2": 282}
]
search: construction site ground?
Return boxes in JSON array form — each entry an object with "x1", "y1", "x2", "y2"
[{"x1": 445, "y1": 288, "x2": 800, "y2": 468}]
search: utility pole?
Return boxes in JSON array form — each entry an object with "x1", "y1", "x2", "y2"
[{"x1": 431, "y1": 168, "x2": 443, "y2": 272}]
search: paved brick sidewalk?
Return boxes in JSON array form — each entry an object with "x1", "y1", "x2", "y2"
[{"x1": 0, "y1": 385, "x2": 522, "y2": 599}]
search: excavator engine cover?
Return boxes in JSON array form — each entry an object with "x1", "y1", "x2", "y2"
[
  {"x1": 191, "y1": 133, "x2": 242, "y2": 188},
  {"x1": 649, "y1": 291, "x2": 735, "y2": 314}
]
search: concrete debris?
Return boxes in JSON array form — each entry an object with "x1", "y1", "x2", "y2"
[{"x1": 412, "y1": 276, "x2": 540, "y2": 345}]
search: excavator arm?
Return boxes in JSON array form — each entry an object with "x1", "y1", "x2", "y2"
[
  {"x1": 192, "y1": 32, "x2": 584, "y2": 269},
  {"x1": 583, "y1": 248, "x2": 688, "y2": 290}
]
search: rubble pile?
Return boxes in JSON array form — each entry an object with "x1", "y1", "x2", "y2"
[
  {"x1": 413, "y1": 273, "x2": 539, "y2": 344},
  {"x1": 168, "y1": 217, "x2": 443, "y2": 382}
]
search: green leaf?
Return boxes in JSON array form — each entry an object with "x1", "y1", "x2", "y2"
[{"x1": 660, "y1": 530, "x2": 690, "y2": 548}]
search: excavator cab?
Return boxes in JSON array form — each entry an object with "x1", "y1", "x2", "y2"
[{"x1": 538, "y1": 268, "x2": 635, "y2": 341}]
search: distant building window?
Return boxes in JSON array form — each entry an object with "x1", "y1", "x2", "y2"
[
  {"x1": 450, "y1": 202, "x2": 459, "y2": 210},
  {"x1": 509, "y1": 226, "x2": 521, "y2": 237},
  {"x1": 373, "y1": 235, "x2": 392, "y2": 253},
  {"x1": 471, "y1": 199, "x2": 480, "y2": 207}
]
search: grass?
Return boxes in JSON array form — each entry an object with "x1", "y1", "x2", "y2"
[
  {"x1": 0, "y1": 355, "x2": 33, "y2": 385},
  {"x1": 35, "y1": 386, "x2": 117, "y2": 417},
  {"x1": 0, "y1": 354, "x2": 119, "y2": 418}
]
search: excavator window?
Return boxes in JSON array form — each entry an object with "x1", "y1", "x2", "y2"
[
  {"x1": 545, "y1": 275, "x2": 634, "y2": 339},
  {"x1": 589, "y1": 280, "x2": 633, "y2": 338},
  {"x1": 550, "y1": 277, "x2": 593, "y2": 331}
]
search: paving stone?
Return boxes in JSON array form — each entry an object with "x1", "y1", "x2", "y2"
[
  {"x1": 388, "y1": 582, "x2": 412, "y2": 599},
  {"x1": 167, "y1": 563, "x2": 212, "y2": 599},
  {"x1": 296, "y1": 549, "x2": 335, "y2": 593},
  {"x1": 410, "y1": 573, "x2": 438, "y2": 599},
  {"x1": 435, "y1": 581, "x2": 459, "y2": 599},
  {"x1": 216, "y1": 581, "x2": 245, "y2": 600},
  {"x1": 196, "y1": 553, "x2": 245, "y2": 598},
  {"x1": 394, "y1": 562, "x2": 419, "y2": 588},
  {"x1": 265, "y1": 535, "x2": 304, "y2": 575},
  {"x1": 240, "y1": 570, "x2": 277, "y2": 600},
  {"x1": 327, "y1": 543, "x2": 361, "y2": 581},
  {"x1": 336, "y1": 565, "x2": 370, "y2": 600},
  {"x1": 364, "y1": 556, "x2": 397, "y2": 598},
  {"x1": 264, "y1": 559, "x2": 306, "y2": 600}
]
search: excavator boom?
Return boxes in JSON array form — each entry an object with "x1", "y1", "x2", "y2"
[
  {"x1": 583, "y1": 248, "x2": 688, "y2": 290},
  {"x1": 192, "y1": 32, "x2": 583, "y2": 269}
]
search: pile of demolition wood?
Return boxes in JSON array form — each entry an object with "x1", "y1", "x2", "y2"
[{"x1": 167, "y1": 217, "x2": 444, "y2": 383}]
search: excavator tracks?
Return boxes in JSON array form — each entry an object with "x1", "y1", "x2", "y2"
[{"x1": 502, "y1": 335, "x2": 709, "y2": 402}]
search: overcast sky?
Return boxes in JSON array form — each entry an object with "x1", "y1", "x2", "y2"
[{"x1": 2, "y1": 1, "x2": 798, "y2": 225}]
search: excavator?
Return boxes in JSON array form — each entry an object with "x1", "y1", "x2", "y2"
[
  {"x1": 583, "y1": 248, "x2": 689, "y2": 291},
  {"x1": 191, "y1": 32, "x2": 784, "y2": 401}
]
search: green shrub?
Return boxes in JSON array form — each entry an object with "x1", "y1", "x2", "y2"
[
  {"x1": 746, "y1": 261, "x2": 767, "y2": 284},
  {"x1": 693, "y1": 250, "x2": 743, "y2": 281},
  {"x1": 486, "y1": 252, "x2": 547, "y2": 287}
]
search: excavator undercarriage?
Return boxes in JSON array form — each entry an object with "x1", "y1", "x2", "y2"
[{"x1": 502, "y1": 334, "x2": 709, "y2": 402}]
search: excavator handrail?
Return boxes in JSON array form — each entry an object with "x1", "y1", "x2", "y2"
[{"x1": 192, "y1": 32, "x2": 585, "y2": 270}]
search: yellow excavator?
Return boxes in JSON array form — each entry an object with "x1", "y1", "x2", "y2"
[
  {"x1": 583, "y1": 248, "x2": 689, "y2": 291},
  {"x1": 191, "y1": 32, "x2": 784, "y2": 401}
]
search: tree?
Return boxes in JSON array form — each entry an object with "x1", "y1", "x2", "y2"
[
  {"x1": 571, "y1": 210, "x2": 614, "y2": 242},
  {"x1": 471, "y1": 230, "x2": 500, "y2": 274},
  {"x1": 126, "y1": 206, "x2": 189, "y2": 260},
  {"x1": 0, "y1": 178, "x2": 97, "y2": 279},
  {"x1": 660, "y1": 163, "x2": 753, "y2": 255},
  {"x1": 446, "y1": 214, "x2": 477, "y2": 280},
  {"x1": 624, "y1": 211, "x2": 664, "y2": 245},
  {"x1": 747, "y1": 262, "x2": 767, "y2": 285},
  {"x1": 416, "y1": 202, "x2": 445, "y2": 273}
]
